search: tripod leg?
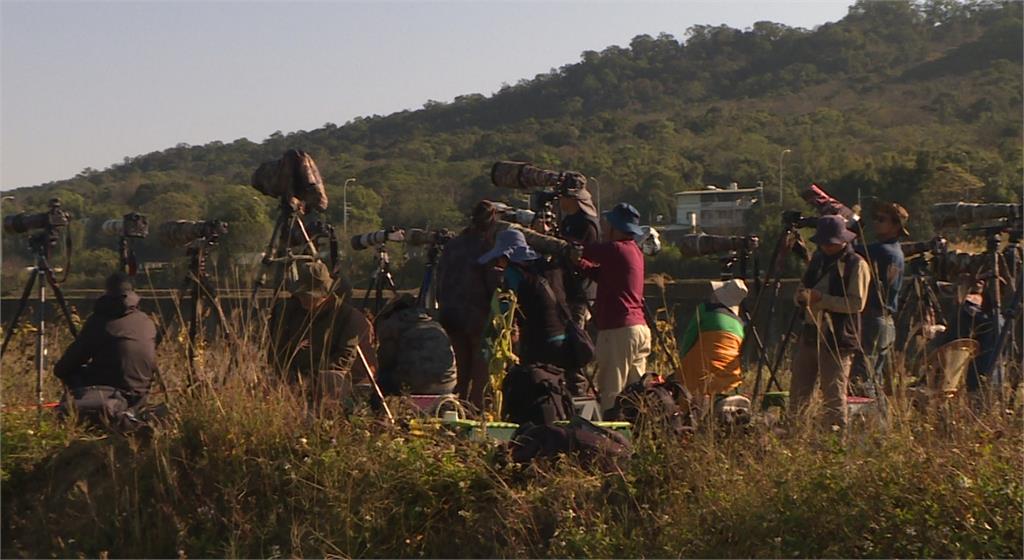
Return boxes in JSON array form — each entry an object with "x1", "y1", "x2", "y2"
[
  {"x1": 1, "y1": 269, "x2": 38, "y2": 357},
  {"x1": 46, "y1": 273, "x2": 80, "y2": 338},
  {"x1": 357, "y1": 345, "x2": 393, "y2": 422},
  {"x1": 187, "y1": 277, "x2": 203, "y2": 389}
]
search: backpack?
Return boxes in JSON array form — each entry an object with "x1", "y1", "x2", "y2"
[
  {"x1": 501, "y1": 363, "x2": 574, "y2": 425},
  {"x1": 510, "y1": 416, "x2": 632, "y2": 469},
  {"x1": 605, "y1": 373, "x2": 695, "y2": 438},
  {"x1": 536, "y1": 276, "x2": 595, "y2": 369}
]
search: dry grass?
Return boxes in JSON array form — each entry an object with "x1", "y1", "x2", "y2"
[{"x1": 0, "y1": 316, "x2": 1021, "y2": 559}]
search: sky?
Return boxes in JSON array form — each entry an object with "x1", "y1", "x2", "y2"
[{"x1": 1, "y1": 0, "x2": 854, "y2": 189}]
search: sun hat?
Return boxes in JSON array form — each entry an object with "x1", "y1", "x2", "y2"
[
  {"x1": 603, "y1": 202, "x2": 643, "y2": 237},
  {"x1": 290, "y1": 260, "x2": 334, "y2": 298},
  {"x1": 477, "y1": 229, "x2": 539, "y2": 264},
  {"x1": 563, "y1": 186, "x2": 598, "y2": 218},
  {"x1": 709, "y1": 279, "x2": 749, "y2": 314},
  {"x1": 874, "y1": 201, "x2": 910, "y2": 238},
  {"x1": 810, "y1": 215, "x2": 856, "y2": 245}
]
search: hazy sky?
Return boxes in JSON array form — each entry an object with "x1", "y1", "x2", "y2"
[{"x1": 1, "y1": 1, "x2": 853, "y2": 189}]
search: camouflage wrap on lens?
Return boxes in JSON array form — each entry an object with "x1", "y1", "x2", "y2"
[{"x1": 252, "y1": 149, "x2": 328, "y2": 212}]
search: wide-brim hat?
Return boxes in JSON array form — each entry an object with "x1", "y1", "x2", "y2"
[
  {"x1": 604, "y1": 202, "x2": 643, "y2": 237},
  {"x1": 709, "y1": 279, "x2": 749, "y2": 311},
  {"x1": 564, "y1": 187, "x2": 598, "y2": 218},
  {"x1": 875, "y1": 201, "x2": 910, "y2": 238},
  {"x1": 290, "y1": 260, "x2": 334, "y2": 298},
  {"x1": 810, "y1": 215, "x2": 857, "y2": 245},
  {"x1": 478, "y1": 229, "x2": 539, "y2": 264}
]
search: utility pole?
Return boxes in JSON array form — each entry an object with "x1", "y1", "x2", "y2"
[
  {"x1": 778, "y1": 149, "x2": 791, "y2": 206},
  {"x1": 343, "y1": 177, "x2": 356, "y2": 239}
]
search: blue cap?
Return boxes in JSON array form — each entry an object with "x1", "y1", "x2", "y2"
[
  {"x1": 603, "y1": 202, "x2": 643, "y2": 237},
  {"x1": 478, "y1": 229, "x2": 539, "y2": 264}
]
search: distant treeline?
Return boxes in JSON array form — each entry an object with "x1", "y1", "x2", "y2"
[{"x1": 2, "y1": 0, "x2": 1020, "y2": 290}]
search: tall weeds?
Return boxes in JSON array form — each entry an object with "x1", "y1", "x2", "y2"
[{"x1": 1, "y1": 307, "x2": 1021, "y2": 558}]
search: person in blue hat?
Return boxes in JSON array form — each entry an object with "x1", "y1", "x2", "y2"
[
  {"x1": 577, "y1": 203, "x2": 652, "y2": 413},
  {"x1": 479, "y1": 228, "x2": 572, "y2": 370},
  {"x1": 790, "y1": 214, "x2": 870, "y2": 430}
]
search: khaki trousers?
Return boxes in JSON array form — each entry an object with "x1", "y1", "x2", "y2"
[
  {"x1": 596, "y1": 324, "x2": 652, "y2": 411},
  {"x1": 790, "y1": 333, "x2": 852, "y2": 429}
]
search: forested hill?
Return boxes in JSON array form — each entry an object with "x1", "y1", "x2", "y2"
[{"x1": 2, "y1": 0, "x2": 1021, "y2": 285}]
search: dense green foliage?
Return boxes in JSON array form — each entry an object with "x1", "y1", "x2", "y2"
[{"x1": 2, "y1": 0, "x2": 1020, "y2": 290}]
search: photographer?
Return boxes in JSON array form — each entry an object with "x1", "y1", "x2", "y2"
[
  {"x1": 558, "y1": 187, "x2": 600, "y2": 397},
  {"x1": 375, "y1": 294, "x2": 457, "y2": 396},
  {"x1": 436, "y1": 200, "x2": 502, "y2": 408},
  {"x1": 479, "y1": 229, "x2": 574, "y2": 424},
  {"x1": 851, "y1": 202, "x2": 908, "y2": 397},
  {"x1": 577, "y1": 203, "x2": 652, "y2": 413},
  {"x1": 54, "y1": 273, "x2": 158, "y2": 423},
  {"x1": 790, "y1": 216, "x2": 870, "y2": 430},
  {"x1": 269, "y1": 261, "x2": 371, "y2": 403}
]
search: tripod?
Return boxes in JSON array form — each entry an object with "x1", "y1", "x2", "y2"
[
  {"x1": 1, "y1": 230, "x2": 79, "y2": 420},
  {"x1": 251, "y1": 198, "x2": 320, "y2": 309},
  {"x1": 181, "y1": 236, "x2": 233, "y2": 388},
  {"x1": 118, "y1": 236, "x2": 141, "y2": 276},
  {"x1": 416, "y1": 238, "x2": 444, "y2": 309},
  {"x1": 362, "y1": 244, "x2": 398, "y2": 315}
]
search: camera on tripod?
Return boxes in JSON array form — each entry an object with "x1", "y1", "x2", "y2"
[
  {"x1": 3, "y1": 198, "x2": 70, "y2": 235},
  {"x1": 901, "y1": 236, "x2": 949, "y2": 259},
  {"x1": 158, "y1": 220, "x2": 229, "y2": 247},
  {"x1": 350, "y1": 227, "x2": 406, "y2": 251},
  {"x1": 101, "y1": 212, "x2": 149, "y2": 239}
]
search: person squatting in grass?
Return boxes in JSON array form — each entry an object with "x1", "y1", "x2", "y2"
[
  {"x1": 576, "y1": 202, "x2": 652, "y2": 414},
  {"x1": 790, "y1": 215, "x2": 870, "y2": 430},
  {"x1": 851, "y1": 201, "x2": 908, "y2": 398},
  {"x1": 374, "y1": 293, "x2": 457, "y2": 397},
  {"x1": 678, "y1": 278, "x2": 748, "y2": 412},
  {"x1": 268, "y1": 260, "x2": 373, "y2": 404},
  {"x1": 54, "y1": 272, "x2": 158, "y2": 424}
]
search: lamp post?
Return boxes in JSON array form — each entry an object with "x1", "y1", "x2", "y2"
[
  {"x1": 590, "y1": 176, "x2": 601, "y2": 213},
  {"x1": 778, "y1": 149, "x2": 791, "y2": 205},
  {"x1": 343, "y1": 177, "x2": 356, "y2": 239}
]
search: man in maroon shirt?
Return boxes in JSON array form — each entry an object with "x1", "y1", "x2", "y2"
[{"x1": 578, "y1": 202, "x2": 652, "y2": 411}]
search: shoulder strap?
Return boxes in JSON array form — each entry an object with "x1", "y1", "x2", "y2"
[{"x1": 536, "y1": 275, "x2": 573, "y2": 323}]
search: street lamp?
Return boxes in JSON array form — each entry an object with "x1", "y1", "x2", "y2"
[
  {"x1": 778, "y1": 149, "x2": 792, "y2": 205},
  {"x1": 343, "y1": 177, "x2": 356, "y2": 239},
  {"x1": 589, "y1": 176, "x2": 601, "y2": 213}
]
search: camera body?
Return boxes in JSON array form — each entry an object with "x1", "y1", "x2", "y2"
[
  {"x1": 3, "y1": 198, "x2": 70, "y2": 235},
  {"x1": 158, "y1": 220, "x2": 228, "y2": 247},
  {"x1": 102, "y1": 212, "x2": 149, "y2": 239},
  {"x1": 782, "y1": 210, "x2": 820, "y2": 230}
]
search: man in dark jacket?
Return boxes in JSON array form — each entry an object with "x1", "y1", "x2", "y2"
[
  {"x1": 437, "y1": 200, "x2": 501, "y2": 408},
  {"x1": 269, "y1": 260, "x2": 372, "y2": 402},
  {"x1": 54, "y1": 273, "x2": 158, "y2": 410}
]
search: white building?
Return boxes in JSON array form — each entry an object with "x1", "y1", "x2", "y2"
[{"x1": 664, "y1": 183, "x2": 762, "y2": 238}]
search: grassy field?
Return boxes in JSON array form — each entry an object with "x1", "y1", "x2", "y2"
[{"x1": 1, "y1": 322, "x2": 1021, "y2": 559}]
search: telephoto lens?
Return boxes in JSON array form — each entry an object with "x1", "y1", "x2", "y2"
[
  {"x1": 158, "y1": 220, "x2": 228, "y2": 246},
  {"x1": 101, "y1": 213, "x2": 149, "y2": 238},
  {"x1": 2, "y1": 199, "x2": 70, "y2": 235},
  {"x1": 677, "y1": 234, "x2": 759, "y2": 257},
  {"x1": 405, "y1": 228, "x2": 454, "y2": 247},
  {"x1": 931, "y1": 202, "x2": 1023, "y2": 230},
  {"x1": 491, "y1": 161, "x2": 562, "y2": 189},
  {"x1": 350, "y1": 228, "x2": 404, "y2": 251}
]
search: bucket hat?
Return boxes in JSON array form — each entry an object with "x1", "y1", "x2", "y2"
[
  {"x1": 290, "y1": 260, "x2": 334, "y2": 298},
  {"x1": 478, "y1": 229, "x2": 539, "y2": 264},
  {"x1": 810, "y1": 215, "x2": 856, "y2": 245},
  {"x1": 604, "y1": 202, "x2": 643, "y2": 237},
  {"x1": 709, "y1": 279, "x2": 749, "y2": 313}
]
